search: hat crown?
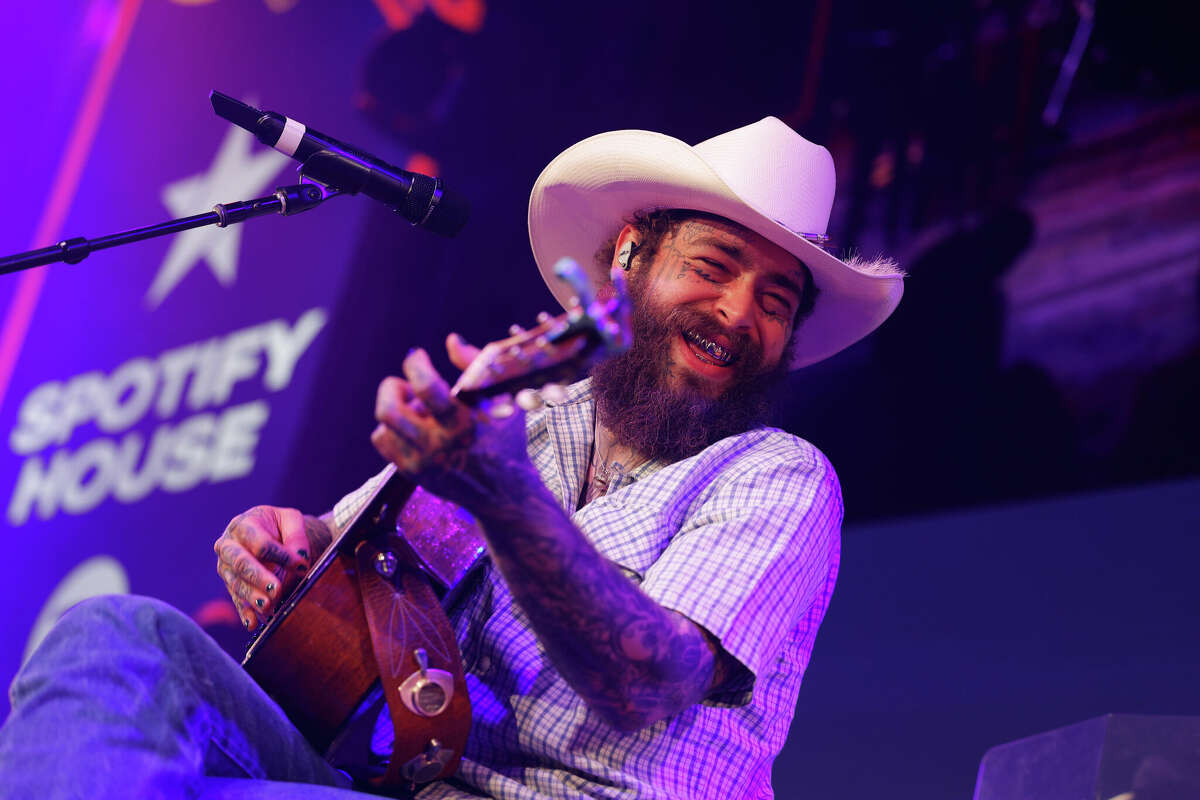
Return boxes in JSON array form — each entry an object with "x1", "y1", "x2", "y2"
[{"x1": 692, "y1": 116, "x2": 836, "y2": 237}]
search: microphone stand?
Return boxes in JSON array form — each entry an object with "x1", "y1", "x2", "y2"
[{"x1": 0, "y1": 179, "x2": 341, "y2": 277}]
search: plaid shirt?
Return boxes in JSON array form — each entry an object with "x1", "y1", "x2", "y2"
[{"x1": 333, "y1": 380, "x2": 842, "y2": 799}]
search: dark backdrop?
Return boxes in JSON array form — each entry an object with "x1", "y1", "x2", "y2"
[
  {"x1": 0, "y1": 2, "x2": 1196, "y2": 797},
  {"x1": 279, "y1": 2, "x2": 1200, "y2": 795}
]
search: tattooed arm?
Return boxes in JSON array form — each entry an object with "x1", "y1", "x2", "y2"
[
  {"x1": 372, "y1": 346, "x2": 733, "y2": 731},
  {"x1": 479, "y1": 477, "x2": 732, "y2": 731}
]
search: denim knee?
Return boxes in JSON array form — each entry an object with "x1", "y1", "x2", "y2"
[
  {"x1": 60, "y1": 593, "x2": 183, "y2": 636},
  {"x1": 29, "y1": 593, "x2": 209, "y2": 670}
]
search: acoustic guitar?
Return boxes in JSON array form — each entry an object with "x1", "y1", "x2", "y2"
[{"x1": 241, "y1": 259, "x2": 629, "y2": 793}]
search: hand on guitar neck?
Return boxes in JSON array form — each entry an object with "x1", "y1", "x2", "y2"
[{"x1": 370, "y1": 333, "x2": 547, "y2": 516}]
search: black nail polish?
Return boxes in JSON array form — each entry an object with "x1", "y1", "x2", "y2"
[
  {"x1": 255, "y1": 597, "x2": 264, "y2": 608},
  {"x1": 242, "y1": 617, "x2": 250, "y2": 629},
  {"x1": 297, "y1": 548, "x2": 309, "y2": 558},
  {"x1": 266, "y1": 582, "x2": 275, "y2": 593},
  {"x1": 297, "y1": 564, "x2": 307, "y2": 573}
]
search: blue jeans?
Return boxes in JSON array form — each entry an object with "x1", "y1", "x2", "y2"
[{"x1": 0, "y1": 594, "x2": 369, "y2": 799}]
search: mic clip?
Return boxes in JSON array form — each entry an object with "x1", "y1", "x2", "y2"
[{"x1": 298, "y1": 151, "x2": 445, "y2": 229}]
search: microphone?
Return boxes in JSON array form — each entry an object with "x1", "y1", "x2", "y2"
[{"x1": 209, "y1": 90, "x2": 469, "y2": 237}]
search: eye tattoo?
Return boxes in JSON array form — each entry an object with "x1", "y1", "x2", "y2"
[{"x1": 686, "y1": 258, "x2": 726, "y2": 283}]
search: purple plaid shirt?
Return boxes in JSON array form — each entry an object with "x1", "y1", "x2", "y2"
[{"x1": 334, "y1": 380, "x2": 842, "y2": 799}]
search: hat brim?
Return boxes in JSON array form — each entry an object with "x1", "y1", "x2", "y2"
[{"x1": 528, "y1": 129, "x2": 903, "y2": 369}]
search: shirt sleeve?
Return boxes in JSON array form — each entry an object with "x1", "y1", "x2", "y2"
[
  {"x1": 638, "y1": 439, "x2": 842, "y2": 698},
  {"x1": 330, "y1": 464, "x2": 394, "y2": 533}
]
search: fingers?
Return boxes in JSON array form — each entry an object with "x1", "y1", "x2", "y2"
[
  {"x1": 373, "y1": 376, "x2": 430, "y2": 473},
  {"x1": 273, "y1": 506, "x2": 313, "y2": 569},
  {"x1": 446, "y1": 332, "x2": 480, "y2": 371},
  {"x1": 371, "y1": 422, "x2": 420, "y2": 473},
  {"x1": 376, "y1": 352, "x2": 467, "y2": 438},
  {"x1": 214, "y1": 532, "x2": 273, "y2": 629},
  {"x1": 374, "y1": 351, "x2": 475, "y2": 477},
  {"x1": 375, "y1": 377, "x2": 423, "y2": 442},
  {"x1": 213, "y1": 507, "x2": 311, "y2": 630},
  {"x1": 403, "y1": 348, "x2": 454, "y2": 422}
]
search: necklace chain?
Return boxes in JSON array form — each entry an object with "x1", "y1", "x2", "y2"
[
  {"x1": 583, "y1": 418, "x2": 647, "y2": 506},
  {"x1": 587, "y1": 457, "x2": 627, "y2": 502}
]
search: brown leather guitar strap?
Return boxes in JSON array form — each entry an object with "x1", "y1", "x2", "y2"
[{"x1": 354, "y1": 533, "x2": 471, "y2": 792}]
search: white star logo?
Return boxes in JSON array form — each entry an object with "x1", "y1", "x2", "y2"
[{"x1": 145, "y1": 125, "x2": 292, "y2": 308}]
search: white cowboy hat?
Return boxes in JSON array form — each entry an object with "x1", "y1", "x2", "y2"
[{"x1": 527, "y1": 116, "x2": 904, "y2": 369}]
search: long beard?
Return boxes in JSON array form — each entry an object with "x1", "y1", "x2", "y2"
[{"x1": 590, "y1": 294, "x2": 788, "y2": 463}]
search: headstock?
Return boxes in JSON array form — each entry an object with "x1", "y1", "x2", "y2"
[{"x1": 451, "y1": 258, "x2": 630, "y2": 408}]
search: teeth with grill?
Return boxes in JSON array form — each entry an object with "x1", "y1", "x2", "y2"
[{"x1": 685, "y1": 331, "x2": 733, "y2": 364}]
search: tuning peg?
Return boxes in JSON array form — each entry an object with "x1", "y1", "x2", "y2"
[
  {"x1": 593, "y1": 316, "x2": 623, "y2": 350},
  {"x1": 488, "y1": 396, "x2": 516, "y2": 419},
  {"x1": 508, "y1": 324, "x2": 525, "y2": 336},
  {"x1": 515, "y1": 388, "x2": 544, "y2": 411},
  {"x1": 539, "y1": 383, "x2": 568, "y2": 405},
  {"x1": 536, "y1": 311, "x2": 553, "y2": 324},
  {"x1": 603, "y1": 267, "x2": 633, "y2": 354},
  {"x1": 553, "y1": 258, "x2": 595, "y2": 308}
]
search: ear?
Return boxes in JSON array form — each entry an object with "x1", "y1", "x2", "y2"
[
  {"x1": 596, "y1": 225, "x2": 640, "y2": 303},
  {"x1": 610, "y1": 224, "x2": 640, "y2": 282}
]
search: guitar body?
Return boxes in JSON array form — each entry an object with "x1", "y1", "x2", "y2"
[
  {"x1": 242, "y1": 544, "x2": 380, "y2": 752},
  {"x1": 243, "y1": 475, "x2": 485, "y2": 788}
]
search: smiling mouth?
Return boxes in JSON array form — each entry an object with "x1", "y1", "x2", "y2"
[{"x1": 682, "y1": 329, "x2": 736, "y2": 367}]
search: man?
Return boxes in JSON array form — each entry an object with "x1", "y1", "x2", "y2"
[{"x1": 0, "y1": 117, "x2": 902, "y2": 798}]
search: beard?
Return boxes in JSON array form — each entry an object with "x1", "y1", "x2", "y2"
[{"x1": 590, "y1": 288, "x2": 790, "y2": 463}]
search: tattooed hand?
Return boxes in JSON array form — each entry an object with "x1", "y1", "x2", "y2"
[
  {"x1": 213, "y1": 506, "x2": 332, "y2": 630},
  {"x1": 371, "y1": 336, "x2": 541, "y2": 514}
]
